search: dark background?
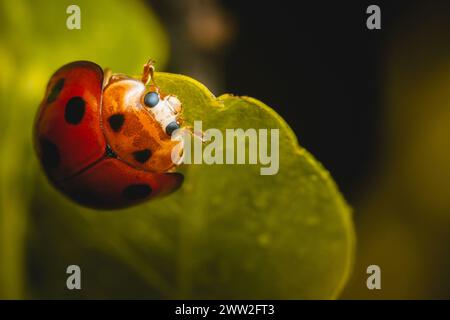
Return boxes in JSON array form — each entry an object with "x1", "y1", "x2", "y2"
[
  {"x1": 152, "y1": 0, "x2": 416, "y2": 200},
  {"x1": 222, "y1": 0, "x2": 386, "y2": 198},
  {"x1": 151, "y1": 1, "x2": 450, "y2": 299}
]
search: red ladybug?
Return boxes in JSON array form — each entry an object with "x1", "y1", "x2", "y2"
[{"x1": 34, "y1": 60, "x2": 184, "y2": 209}]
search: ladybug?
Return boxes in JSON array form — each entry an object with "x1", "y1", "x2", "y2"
[{"x1": 34, "y1": 60, "x2": 185, "y2": 209}]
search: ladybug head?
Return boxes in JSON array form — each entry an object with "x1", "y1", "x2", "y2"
[{"x1": 143, "y1": 89, "x2": 182, "y2": 136}]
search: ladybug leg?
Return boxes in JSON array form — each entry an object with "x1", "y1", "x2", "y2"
[
  {"x1": 193, "y1": 128, "x2": 207, "y2": 143},
  {"x1": 165, "y1": 95, "x2": 183, "y2": 115},
  {"x1": 176, "y1": 126, "x2": 207, "y2": 143},
  {"x1": 142, "y1": 59, "x2": 156, "y2": 86}
]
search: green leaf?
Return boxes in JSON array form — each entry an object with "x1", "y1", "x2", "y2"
[
  {"x1": 27, "y1": 73, "x2": 355, "y2": 299},
  {"x1": 0, "y1": 0, "x2": 354, "y2": 299}
]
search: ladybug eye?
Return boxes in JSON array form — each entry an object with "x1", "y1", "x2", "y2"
[
  {"x1": 165, "y1": 121, "x2": 180, "y2": 136},
  {"x1": 144, "y1": 92, "x2": 159, "y2": 108}
]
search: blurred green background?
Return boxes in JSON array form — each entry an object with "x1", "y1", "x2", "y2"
[
  {"x1": 342, "y1": 2, "x2": 450, "y2": 299},
  {"x1": 0, "y1": 0, "x2": 169, "y2": 298},
  {"x1": 1, "y1": 0, "x2": 450, "y2": 299}
]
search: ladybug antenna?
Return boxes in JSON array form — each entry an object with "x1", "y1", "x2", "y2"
[{"x1": 142, "y1": 59, "x2": 156, "y2": 86}]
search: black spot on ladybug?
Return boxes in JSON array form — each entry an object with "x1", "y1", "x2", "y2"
[
  {"x1": 108, "y1": 114, "x2": 125, "y2": 132},
  {"x1": 105, "y1": 145, "x2": 117, "y2": 158},
  {"x1": 68, "y1": 187, "x2": 115, "y2": 210},
  {"x1": 132, "y1": 149, "x2": 152, "y2": 163},
  {"x1": 39, "y1": 138, "x2": 60, "y2": 170},
  {"x1": 122, "y1": 184, "x2": 152, "y2": 200},
  {"x1": 47, "y1": 78, "x2": 65, "y2": 103},
  {"x1": 65, "y1": 96, "x2": 85, "y2": 125}
]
